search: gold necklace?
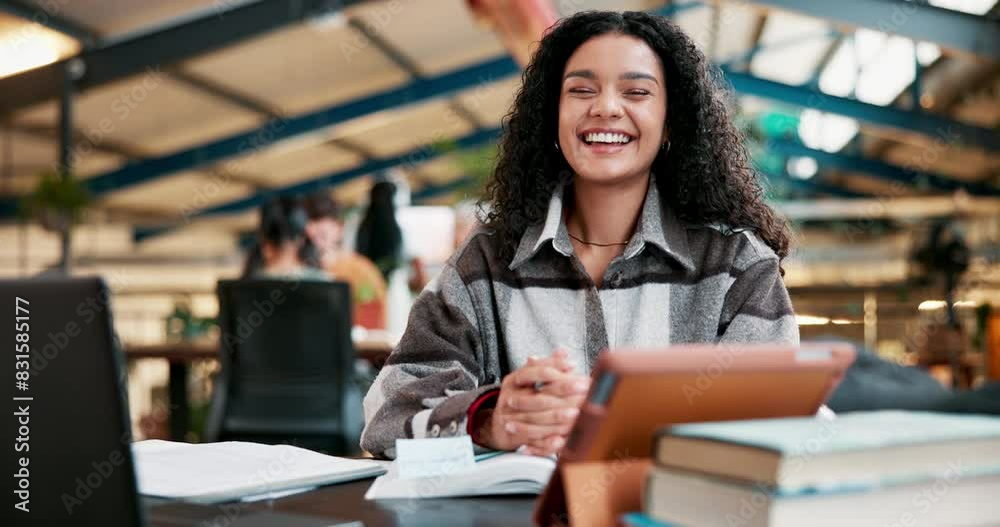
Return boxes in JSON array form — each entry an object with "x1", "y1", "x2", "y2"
[{"x1": 567, "y1": 231, "x2": 629, "y2": 247}]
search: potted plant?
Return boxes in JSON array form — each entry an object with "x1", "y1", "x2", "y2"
[
  {"x1": 19, "y1": 168, "x2": 90, "y2": 232},
  {"x1": 432, "y1": 139, "x2": 498, "y2": 200}
]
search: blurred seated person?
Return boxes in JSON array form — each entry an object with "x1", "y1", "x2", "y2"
[
  {"x1": 823, "y1": 336, "x2": 1000, "y2": 415},
  {"x1": 304, "y1": 192, "x2": 388, "y2": 329},
  {"x1": 241, "y1": 195, "x2": 328, "y2": 281}
]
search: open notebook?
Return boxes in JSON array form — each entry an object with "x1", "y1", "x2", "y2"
[
  {"x1": 365, "y1": 452, "x2": 556, "y2": 499},
  {"x1": 133, "y1": 440, "x2": 386, "y2": 503}
]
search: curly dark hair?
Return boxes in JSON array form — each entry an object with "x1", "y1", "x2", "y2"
[{"x1": 481, "y1": 10, "x2": 791, "y2": 269}]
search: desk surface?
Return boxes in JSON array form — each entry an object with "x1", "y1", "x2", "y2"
[{"x1": 149, "y1": 478, "x2": 536, "y2": 527}]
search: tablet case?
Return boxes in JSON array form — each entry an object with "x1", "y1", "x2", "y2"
[{"x1": 533, "y1": 343, "x2": 855, "y2": 526}]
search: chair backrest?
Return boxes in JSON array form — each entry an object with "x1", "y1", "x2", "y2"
[{"x1": 206, "y1": 279, "x2": 362, "y2": 454}]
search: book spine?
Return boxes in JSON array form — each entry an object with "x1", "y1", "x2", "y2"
[{"x1": 651, "y1": 433, "x2": 667, "y2": 467}]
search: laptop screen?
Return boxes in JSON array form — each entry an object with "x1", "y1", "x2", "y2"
[{"x1": 2, "y1": 277, "x2": 142, "y2": 525}]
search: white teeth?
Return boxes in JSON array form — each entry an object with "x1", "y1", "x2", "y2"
[{"x1": 584, "y1": 132, "x2": 631, "y2": 144}]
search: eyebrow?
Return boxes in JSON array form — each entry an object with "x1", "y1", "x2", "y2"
[{"x1": 563, "y1": 69, "x2": 659, "y2": 85}]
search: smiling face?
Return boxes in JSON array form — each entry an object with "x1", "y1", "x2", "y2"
[
  {"x1": 306, "y1": 217, "x2": 344, "y2": 253},
  {"x1": 558, "y1": 33, "x2": 668, "y2": 186}
]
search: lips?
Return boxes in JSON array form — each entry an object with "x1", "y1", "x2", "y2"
[{"x1": 577, "y1": 128, "x2": 636, "y2": 154}]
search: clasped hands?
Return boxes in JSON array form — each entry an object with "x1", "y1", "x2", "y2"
[{"x1": 473, "y1": 348, "x2": 590, "y2": 457}]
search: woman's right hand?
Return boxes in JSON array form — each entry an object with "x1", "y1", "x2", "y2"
[{"x1": 475, "y1": 349, "x2": 591, "y2": 456}]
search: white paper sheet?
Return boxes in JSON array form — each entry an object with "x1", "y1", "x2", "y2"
[{"x1": 133, "y1": 440, "x2": 385, "y2": 504}]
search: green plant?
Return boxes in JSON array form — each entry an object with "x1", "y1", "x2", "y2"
[
  {"x1": 454, "y1": 143, "x2": 498, "y2": 189},
  {"x1": 433, "y1": 140, "x2": 498, "y2": 198},
  {"x1": 19, "y1": 169, "x2": 90, "y2": 231},
  {"x1": 165, "y1": 302, "x2": 215, "y2": 343}
]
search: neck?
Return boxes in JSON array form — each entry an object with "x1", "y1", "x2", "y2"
[
  {"x1": 566, "y1": 174, "x2": 650, "y2": 247},
  {"x1": 266, "y1": 246, "x2": 303, "y2": 273},
  {"x1": 318, "y1": 247, "x2": 341, "y2": 268}
]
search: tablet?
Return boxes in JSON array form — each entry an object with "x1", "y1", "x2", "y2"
[
  {"x1": 534, "y1": 342, "x2": 855, "y2": 526},
  {"x1": 562, "y1": 342, "x2": 855, "y2": 463}
]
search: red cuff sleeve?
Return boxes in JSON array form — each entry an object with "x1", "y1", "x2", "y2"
[{"x1": 466, "y1": 388, "x2": 501, "y2": 441}]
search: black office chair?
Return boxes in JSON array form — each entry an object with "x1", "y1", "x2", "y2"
[{"x1": 204, "y1": 279, "x2": 364, "y2": 455}]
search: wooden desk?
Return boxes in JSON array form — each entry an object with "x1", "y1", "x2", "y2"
[
  {"x1": 125, "y1": 338, "x2": 396, "y2": 440},
  {"x1": 147, "y1": 478, "x2": 536, "y2": 527}
]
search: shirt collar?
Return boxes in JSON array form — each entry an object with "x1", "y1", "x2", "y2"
[{"x1": 508, "y1": 176, "x2": 695, "y2": 272}]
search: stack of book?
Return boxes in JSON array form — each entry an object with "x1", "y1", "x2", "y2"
[{"x1": 628, "y1": 411, "x2": 1000, "y2": 527}]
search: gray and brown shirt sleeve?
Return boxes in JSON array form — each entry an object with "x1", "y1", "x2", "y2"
[
  {"x1": 717, "y1": 255, "x2": 797, "y2": 344},
  {"x1": 360, "y1": 261, "x2": 497, "y2": 458}
]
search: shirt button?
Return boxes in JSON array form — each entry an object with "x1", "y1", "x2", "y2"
[
  {"x1": 430, "y1": 424, "x2": 441, "y2": 437},
  {"x1": 448, "y1": 421, "x2": 458, "y2": 435}
]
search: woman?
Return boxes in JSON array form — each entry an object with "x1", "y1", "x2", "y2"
[
  {"x1": 361, "y1": 11, "x2": 797, "y2": 459},
  {"x1": 355, "y1": 180, "x2": 428, "y2": 334},
  {"x1": 355, "y1": 180, "x2": 405, "y2": 282},
  {"x1": 243, "y1": 195, "x2": 327, "y2": 280},
  {"x1": 304, "y1": 191, "x2": 389, "y2": 329}
]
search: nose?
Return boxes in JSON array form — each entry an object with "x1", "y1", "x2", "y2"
[{"x1": 589, "y1": 91, "x2": 623, "y2": 118}]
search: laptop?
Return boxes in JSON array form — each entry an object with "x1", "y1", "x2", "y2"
[{"x1": 1, "y1": 277, "x2": 358, "y2": 526}]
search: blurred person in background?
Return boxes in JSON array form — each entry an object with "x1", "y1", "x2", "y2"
[
  {"x1": 355, "y1": 180, "x2": 405, "y2": 282},
  {"x1": 355, "y1": 180, "x2": 428, "y2": 336},
  {"x1": 304, "y1": 191, "x2": 388, "y2": 329},
  {"x1": 241, "y1": 195, "x2": 327, "y2": 281}
]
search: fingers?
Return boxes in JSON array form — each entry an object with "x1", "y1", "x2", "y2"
[
  {"x1": 506, "y1": 406, "x2": 580, "y2": 425},
  {"x1": 505, "y1": 364, "x2": 567, "y2": 388},
  {"x1": 538, "y1": 376, "x2": 591, "y2": 398},
  {"x1": 522, "y1": 435, "x2": 568, "y2": 457},
  {"x1": 506, "y1": 366, "x2": 589, "y2": 392},
  {"x1": 526, "y1": 347, "x2": 578, "y2": 373},
  {"x1": 503, "y1": 419, "x2": 574, "y2": 441},
  {"x1": 505, "y1": 392, "x2": 564, "y2": 412},
  {"x1": 504, "y1": 390, "x2": 586, "y2": 412}
]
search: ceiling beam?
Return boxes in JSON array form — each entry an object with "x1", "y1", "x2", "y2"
[
  {"x1": 412, "y1": 177, "x2": 477, "y2": 203},
  {"x1": 133, "y1": 126, "x2": 868, "y2": 243},
  {"x1": 745, "y1": 0, "x2": 1000, "y2": 60},
  {"x1": 776, "y1": 195, "x2": 1000, "y2": 220},
  {"x1": 762, "y1": 169, "x2": 867, "y2": 198},
  {"x1": 346, "y1": 15, "x2": 483, "y2": 130},
  {"x1": 0, "y1": 55, "x2": 520, "y2": 218},
  {"x1": 5, "y1": 121, "x2": 149, "y2": 159},
  {"x1": 0, "y1": 0, "x2": 370, "y2": 114},
  {"x1": 768, "y1": 138, "x2": 1000, "y2": 196},
  {"x1": 2, "y1": 0, "x2": 990, "y2": 220},
  {"x1": 165, "y1": 68, "x2": 283, "y2": 118},
  {"x1": 10, "y1": 52, "x2": 991, "y2": 218},
  {"x1": 724, "y1": 66, "x2": 1000, "y2": 152},
  {"x1": 132, "y1": 127, "x2": 503, "y2": 242},
  {"x1": 5, "y1": 52, "x2": 989, "y2": 220}
]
